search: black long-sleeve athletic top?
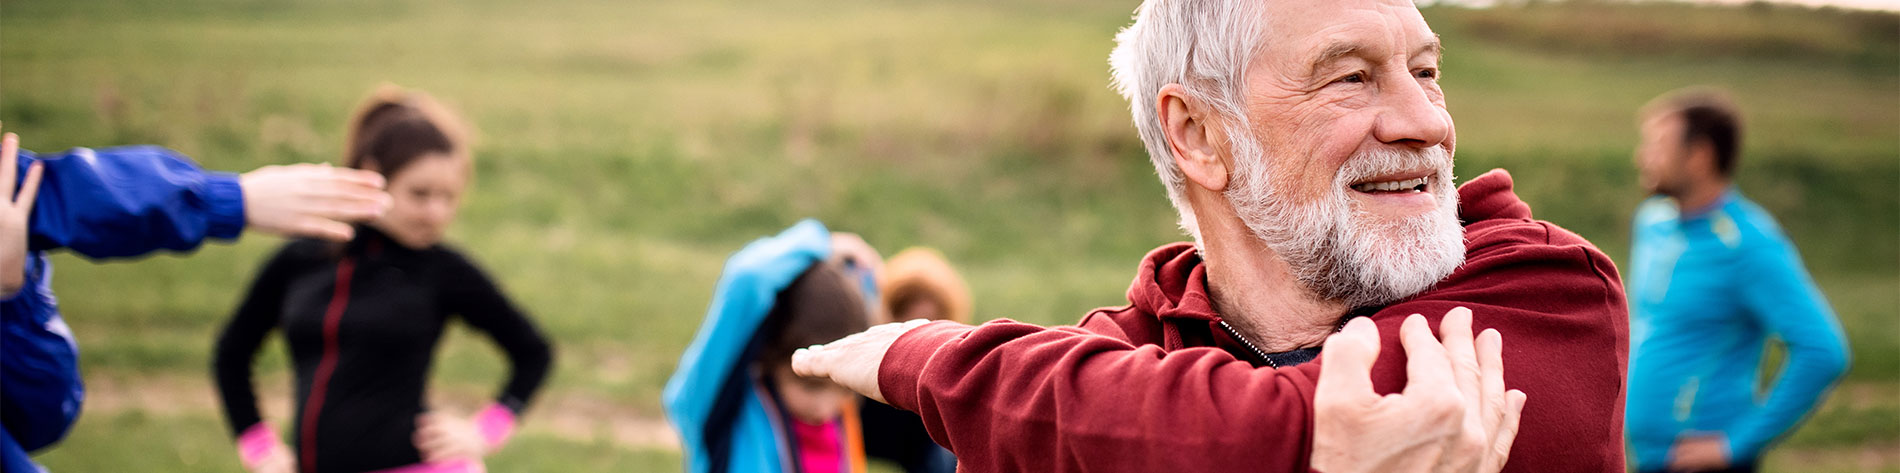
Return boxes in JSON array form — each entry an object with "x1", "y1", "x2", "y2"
[{"x1": 212, "y1": 226, "x2": 553, "y2": 473}]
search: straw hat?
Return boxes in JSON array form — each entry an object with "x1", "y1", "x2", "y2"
[{"x1": 878, "y1": 247, "x2": 972, "y2": 324}]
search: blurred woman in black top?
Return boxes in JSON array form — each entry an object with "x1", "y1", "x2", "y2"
[{"x1": 212, "y1": 85, "x2": 553, "y2": 473}]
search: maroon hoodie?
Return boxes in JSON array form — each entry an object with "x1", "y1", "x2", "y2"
[{"x1": 877, "y1": 169, "x2": 1629, "y2": 472}]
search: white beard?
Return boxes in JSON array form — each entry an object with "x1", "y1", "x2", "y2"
[{"x1": 1223, "y1": 128, "x2": 1466, "y2": 309}]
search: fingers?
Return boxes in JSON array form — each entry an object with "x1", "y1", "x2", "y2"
[
  {"x1": 792, "y1": 322, "x2": 890, "y2": 379},
  {"x1": 16, "y1": 162, "x2": 44, "y2": 211},
  {"x1": 301, "y1": 195, "x2": 389, "y2": 223},
  {"x1": 1399, "y1": 313, "x2": 1454, "y2": 397},
  {"x1": 1438, "y1": 307, "x2": 1480, "y2": 413},
  {"x1": 413, "y1": 413, "x2": 440, "y2": 448},
  {"x1": 793, "y1": 319, "x2": 925, "y2": 404},
  {"x1": 413, "y1": 413, "x2": 478, "y2": 463},
  {"x1": 295, "y1": 216, "x2": 357, "y2": 242},
  {"x1": 321, "y1": 170, "x2": 393, "y2": 209},
  {"x1": 791, "y1": 344, "x2": 830, "y2": 379},
  {"x1": 300, "y1": 169, "x2": 391, "y2": 219},
  {"x1": 258, "y1": 163, "x2": 393, "y2": 215},
  {"x1": 326, "y1": 165, "x2": 387, "y2": 190},
  {"x1": 828, "y1": 232, "x2": 884, "y2": 274},
  {"x1": 271, "y1": 196, "x2": 382, "y2": 240},
  {"x1": 248, "y1": 442, "x2": 294, "y2": 473},
  {"x1": 257, "y1": 454, "x2": 295, "y2": 473},
  {"x1": 242, "y1": 164, "x2": 391, "y2": 240},
  {"x1": 1491, "y1": 389, "x2": 1527, "y2": 469},
  {"x1": 2, "y1": 132, "x2": 17, "y2": 198},
  {"x1": 1316, "y1": 316, "x2": 1381, "y2": 401},
  {"x1": 1477, "y1": 327, "x2": 1507, "y2": 438}
]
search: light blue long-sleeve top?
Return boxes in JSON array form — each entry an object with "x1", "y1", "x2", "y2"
[{"x1": 1625, "y1": 189, "x2": 1850, "y2": 470}]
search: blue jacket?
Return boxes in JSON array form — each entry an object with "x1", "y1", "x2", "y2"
[
  {"x1": 664, "y1": 220, "x2": 832, "y2": 473},
  {"x1": 2, "y1": 146, "x2": 246, "y2": 472},
  {"x1": 1625, "y1": 191, "x2": 1850, "y2": 470}
]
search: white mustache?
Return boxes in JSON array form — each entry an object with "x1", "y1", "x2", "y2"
[{"x1": 1336, "y1": 146, "x2": 1453, "y2": 187}]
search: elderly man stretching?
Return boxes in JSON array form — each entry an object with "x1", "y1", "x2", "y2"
[{"x1": 797, "y1": 0, "x2": 1629, "y2": 472}]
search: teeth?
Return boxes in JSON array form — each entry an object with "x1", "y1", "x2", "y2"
[{"x1": 1352, "y1": 176, "x2": 1430, "y2": 193}]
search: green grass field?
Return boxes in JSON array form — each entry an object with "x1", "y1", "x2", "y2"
[{"x1": 2, "y1": 0, "x2": 1895, "y2": 471}]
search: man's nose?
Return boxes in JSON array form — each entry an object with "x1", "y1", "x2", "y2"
[{"x1": 1372, "y1": 73, "x2": 1452, "y2": 149}]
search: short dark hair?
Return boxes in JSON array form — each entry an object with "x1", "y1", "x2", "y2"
[
  {"x1": 755, "y1": 261, "x2": 871, "y2": 367},
  {"x1": 1647, "y1": 88, "x2": 1744, "y2": 177}
]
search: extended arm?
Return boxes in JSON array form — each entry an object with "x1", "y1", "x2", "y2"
[
  {"x1": 16, "y1": 142, "x2": 387, "y2": 259},
  {"x1": 794, "y1": 309, "x2": 1521, "y2": 473}
]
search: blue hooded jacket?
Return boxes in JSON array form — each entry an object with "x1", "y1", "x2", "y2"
[
  {"x1": 2, "y1": 146, "x2": 245, "y2": 472},
  {"x1": 664, "y1": 220, "x2": 833, "y2": 473}
]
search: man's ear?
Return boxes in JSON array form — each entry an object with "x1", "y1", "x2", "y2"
[
  {"x1": 1157, "y1": 84, "x2": 1229, "y2": 192},
  {"x1": 1684, "y1": 139, "x2": 1719, "y2": 180}
]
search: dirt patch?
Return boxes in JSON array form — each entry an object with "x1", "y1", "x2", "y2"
[{"x1": 81, "y1": 373, "x2": 680, "y2": 451}]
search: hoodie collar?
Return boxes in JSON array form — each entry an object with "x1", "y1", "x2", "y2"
[
  {"x1": 1126, "y1": 242, "x2": 1222, "y2": 322},
  {"x1": 1127, "y1": 169, "x2": 1526, "y2": 322}
]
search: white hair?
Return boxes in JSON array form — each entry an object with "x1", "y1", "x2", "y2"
[
  {"x1": 1112, "y1": 0, "x2": 1464, "y2": 307},
  {"x1": 1110, "y1": 0, "x2": 1268, "y2": 243}
]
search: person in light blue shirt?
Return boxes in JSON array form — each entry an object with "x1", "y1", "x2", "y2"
[{"x1": 1625, "y1": 88, "x2": 1850, "y2": 473}]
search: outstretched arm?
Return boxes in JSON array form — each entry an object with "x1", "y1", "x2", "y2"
[
  {"x1": 794, "y1": 308, "x2": 1522, "y2": 473},
  {"x1": 14, "y1": 139, "x2": 387, "y2": 259}
]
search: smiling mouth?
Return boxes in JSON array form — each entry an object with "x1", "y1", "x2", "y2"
[{"x1": 1349, "y1": 175, "x2": 1432, "y2": 194}]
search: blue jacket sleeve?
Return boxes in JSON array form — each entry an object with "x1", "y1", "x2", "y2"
[
  {"x1": 1727, "y1": 238, "x2": 1850, "y2": 459},
  {"x1": 2, "y1": 426, "x2": 46, "y2": 473},
  {"x1": 19, "y1": 146, "x2": 246, "y2": 259}
]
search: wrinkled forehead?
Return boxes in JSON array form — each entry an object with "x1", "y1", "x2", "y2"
[{"x1": 1257, "y1": 0, "x2": 1437, "y2": 66}]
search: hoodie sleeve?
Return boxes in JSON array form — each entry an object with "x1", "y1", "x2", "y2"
[
  {"x1": 1362, "y1": 221, "x2": 1631, "y2": 472},
  {"x1": 875, "y1": 171, "x2": 1629, "y2": 473},
  {"x1": 20, "y1": 146, "x2": 246, "y2": 259},
  {"x1": 879, "y1": 319, "x2": 1319, "y2": 473}
]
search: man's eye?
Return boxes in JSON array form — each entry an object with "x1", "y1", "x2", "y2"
[
  {"x1": 1416, "y1": 68, "x2": 1439, "y2": 79},
  {"x1": 1338, "y1": 72, "x2": 1367, "y2": 84}
]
